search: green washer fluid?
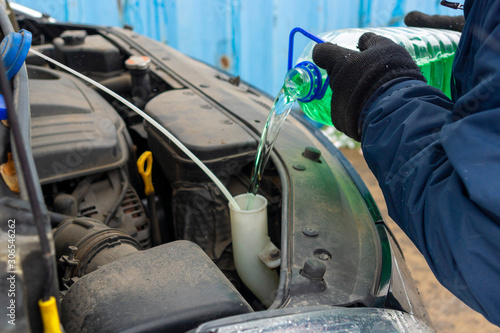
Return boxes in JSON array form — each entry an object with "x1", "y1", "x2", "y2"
[{"x1": 285, "y1": 27, "x2": 461, "y2": 127}]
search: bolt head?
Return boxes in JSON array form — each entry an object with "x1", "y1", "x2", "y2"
[
  {"x1": 293, "y1": 164, "x2": 306, "y2": 171},
  {"x1": 270, "y1": 249, "x2": 280, "y2": 259},
  {"x1": 302, "y1": 227, "x2": 319, "y2": 237},
  {"x1": 318, "y1": 253, "x2": 329, "y2": 260}
]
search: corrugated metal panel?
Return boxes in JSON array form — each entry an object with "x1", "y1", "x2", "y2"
[{"x1": 13, "y1": 0, "x2": 460, "y2": 95}]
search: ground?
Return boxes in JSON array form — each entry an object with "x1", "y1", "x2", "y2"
[{"x1": 340, "y1": 148, "x2": 500, "y2": 333}]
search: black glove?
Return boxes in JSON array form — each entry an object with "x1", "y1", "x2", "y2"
[
  {"x1": 312, "y1": 33, "x2": 425, "y2": 141},
  {"x1": 405, "y1": 11, "x2": 465, "y2": 32}
]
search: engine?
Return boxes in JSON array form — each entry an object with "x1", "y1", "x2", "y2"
[{"x1": 26, "y1": 28, "x2": 282, "y2": 332}]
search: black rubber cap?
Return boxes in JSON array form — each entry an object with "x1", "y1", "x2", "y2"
[
  {"x1": 303, "y1": 147, "x2": 321, "y2": 162},
  {"x1": 301, "y1": 259, "x2": 326, "y2": 280},
  {"x1": 61, "y1": 30, "x2": 87, "y2": 45}
]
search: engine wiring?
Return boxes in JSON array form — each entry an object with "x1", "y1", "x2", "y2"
[{"x1": 103, "y1": 168, "x2": 130, "y2": 225}]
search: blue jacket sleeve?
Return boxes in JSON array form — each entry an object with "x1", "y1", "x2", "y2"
[{"x1": 360, "y1": 23, "x2": 500, "y2": 325}]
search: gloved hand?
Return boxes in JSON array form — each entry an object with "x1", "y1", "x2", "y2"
[
  {"x1": 312, "y1": 33, "x2": 425, "y2": 141},
  {"x1": 405, "y1": 11, "x2": 465, "y2": 32}
]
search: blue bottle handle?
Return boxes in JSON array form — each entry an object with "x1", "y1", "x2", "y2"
[{"x1": 287, "y1": 27, "x2": 330, "y2": 101}]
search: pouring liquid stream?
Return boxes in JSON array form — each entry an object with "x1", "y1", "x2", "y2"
[{"x1": 246, "y1": 68, "x2": 310, "y2": 210}]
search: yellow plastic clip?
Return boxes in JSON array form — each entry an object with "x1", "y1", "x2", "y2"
[
  {"x1": 38, "y1": 296, "x2": 62, "y2": 333},
  {"x1": 137, "y1": 151, "x2": 154, "y2": 196}
]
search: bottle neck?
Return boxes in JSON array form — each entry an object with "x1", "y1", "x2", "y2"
[
  {"x1": 285, "y1": 61, "x2": 327, "y2": 103},
  {"x1": 284, "y1": 66, "x2": 313, "y2": 100}
]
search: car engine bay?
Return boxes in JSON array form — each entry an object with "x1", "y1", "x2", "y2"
[
  {"x1": 27, "y1": 24, "x2": 283, "y2": 332},
  {"x1": 0, "y1": 7, "x2": 432, "y2": 332}
]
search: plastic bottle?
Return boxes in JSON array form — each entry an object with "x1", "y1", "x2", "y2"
[{"x1": 285, "y1": 27, "x2": 461, "y2": 127}]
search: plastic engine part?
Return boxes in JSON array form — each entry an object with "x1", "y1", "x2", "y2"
[
  {"x1": 28, "y1": 65, "x2": 129, "y2": 184},
  {"x1": 53, "y1": 30, "x2": 124, "y2": 74},
  {"x1": 144, "y1": 89, "x2": 257, "y2": 261},
  {"x1": 53, "y1": 217, "x2": 142, "y2": 278},
  {"x1": 145, "y1": 89, "x2": 256, "y2": 182},
  {"x1": 76, "y1": 170, "x2": 152, "y2": 248},
  {"x1": 60, "y1": 240, "x2": 253, "y2": 333}
]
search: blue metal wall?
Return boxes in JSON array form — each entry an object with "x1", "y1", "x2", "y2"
[{"x1": 13, "y1": 0, "x2": 458, "y2": 95}]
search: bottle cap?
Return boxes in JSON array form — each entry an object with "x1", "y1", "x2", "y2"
[
  {"x1": 125, "y1": 55, "x2": 151, "y2": 71},
  {"x1": 0, "y1": 29, "x2": 32, "y2": 80}
]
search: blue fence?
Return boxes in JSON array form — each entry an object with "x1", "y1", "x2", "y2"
[{"x1": 13, "y1": 0, "x2": 457, "y2": 96}]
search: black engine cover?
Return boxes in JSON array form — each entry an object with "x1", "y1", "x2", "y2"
[
  {"x1": 28, "y1": 65, "x2": 129, "y2": 184},
  {"x1": 60, "y1": 241, "x2": 252, "y2": 333}
]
